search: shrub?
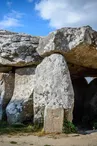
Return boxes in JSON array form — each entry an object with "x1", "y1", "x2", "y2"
[{"x1": 63, "y1": 119, "x2": 77, "y2": 134}]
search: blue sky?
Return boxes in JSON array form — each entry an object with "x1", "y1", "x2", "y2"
[
  {"x1": 0, "y1": 0, "x2": 97, "y2": 36},
  {"x1": 0, "y1": 0, "x2": 53, "y2": 36}
]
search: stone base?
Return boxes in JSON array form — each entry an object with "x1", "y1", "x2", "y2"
[{"x1": 44, "y1": 108, "x2": 64, "y2": 133}]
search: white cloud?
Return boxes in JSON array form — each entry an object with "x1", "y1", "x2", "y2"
[
  {"x1": 0, "y1": 10, "x2": 24, "y2": 29},
  {"x1": 35, "y1": 0, "x2": 97, "y2": 29}
]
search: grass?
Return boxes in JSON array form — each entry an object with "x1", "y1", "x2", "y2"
[
  {"x1": 0, "y1": 121, "x2": 42, "y2": 135},
  {"x1": 63, "y1": 119, "x2": 77, "y2": 134},
  {"x1": 0, "y1": 120, "x2": 78, "y2": 135},
  {"x1": 10, "y1": 141, "x2": 17, "y2": 144},
  {"x1": 44, "y1": 145, "x2": 51, "y2": 146}
]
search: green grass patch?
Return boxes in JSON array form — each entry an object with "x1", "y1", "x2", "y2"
[{"x1": 0, "y1": 121, "x2": 42, "y2": 135}]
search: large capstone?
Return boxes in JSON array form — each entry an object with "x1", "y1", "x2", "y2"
[
  {"x1": 37, "y1": 26, "x2": 97, "y2": 69},
  {"x1": 34, "y1": 54, "x2": 74, "y2": 124},
  {"x1": 6, "y1": 67, "x2": 35, "y2": 124},
  {"x1": 0, "y1": 66, "x2": 12, "y2": 73},
  {"x1": 0, "y1": 72, "x2": 14, "y2": 120},
  {"x1": 0, "y1": 30, "x2": 42, "y2": 67}
]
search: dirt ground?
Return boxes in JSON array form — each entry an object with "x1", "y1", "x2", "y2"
[{"x1": 0, "y1": 132, "x2": 97, "y2": 146}]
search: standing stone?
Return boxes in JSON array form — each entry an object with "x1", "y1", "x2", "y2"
[
  {"x1": 0, "y1": 72, "x2": 14, "y2": 120},
  {"x1": 6, "y1": 67, "x2": 35, "y2": 124},
  {"x1": 44, "y1": 108, "x2": 64, "y2": 133},
  {"x1": 34, "y1": 54, "x2": 74, "y2": 125}
]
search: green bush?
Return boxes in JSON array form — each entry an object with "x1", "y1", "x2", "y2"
[{"x1": 63, "y1": 119, "x2": 77, "y2": 134}]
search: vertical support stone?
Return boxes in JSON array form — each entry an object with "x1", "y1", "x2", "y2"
[
  {"x1": 0, "y1": 72, "x2": 15, "y2": 121},
  {"x1": 6, "y1": 67, "x2": 35, "y2": 124},
  {"x1": 33, "y1": 54, "x2": 74, "y2": 127},
  {"x1": 44, "y1": 108, "x2": 64, "y2": 133}
]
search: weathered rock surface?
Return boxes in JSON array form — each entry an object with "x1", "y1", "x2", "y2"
[
  {"x1": 0, "y1": 30, "x2": 42, "y2": 67},
  {"x1": 0, "y1": 72, "x2": 14, "y2": 120},
  {"x1": 44, "y1": 108, "x2": 64, "y2": 133},
  {"x1": 6, "y1": 67, "x2": 35, "y2": 124},
  {"x1": 72, "y1": 78, "x2": 88, "y2": 125},
  {"x1": 34, "y1": 54, "x2": 74, "y2": 123},
  {"x1": 37, "y1": 26, "x2": 97, "y2": 69}
]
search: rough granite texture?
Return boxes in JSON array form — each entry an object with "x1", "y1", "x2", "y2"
[
  {"x1": 0, "y1": 72, "x2": 14, "y2": 120},
  {"x1": 44, "y1": 108, "x2": 64, "y2": 133},
  {"x1": 37, "y1": 26, "x2": 97, "y2": 69},
  {"x1": 37, "y1": 26, "x2": 97, "y2": 55},
  {"x1": 6, "y1": 67, "x2": 35, "y2": 124},
  {"x1": 0, "y1": 30, "x2": 42, "y2": 67},
  {"x1": 34, "y1": 54, "x2": 74, "y2": 123}
]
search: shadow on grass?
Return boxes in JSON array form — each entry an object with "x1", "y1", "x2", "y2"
[{"x1": 0, "y1": 121, "x2": 43, "y2": 135}]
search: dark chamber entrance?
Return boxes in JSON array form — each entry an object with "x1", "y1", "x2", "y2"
[{"x1": 72, "y1": 77, "x2": 97, "y2": 130}]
